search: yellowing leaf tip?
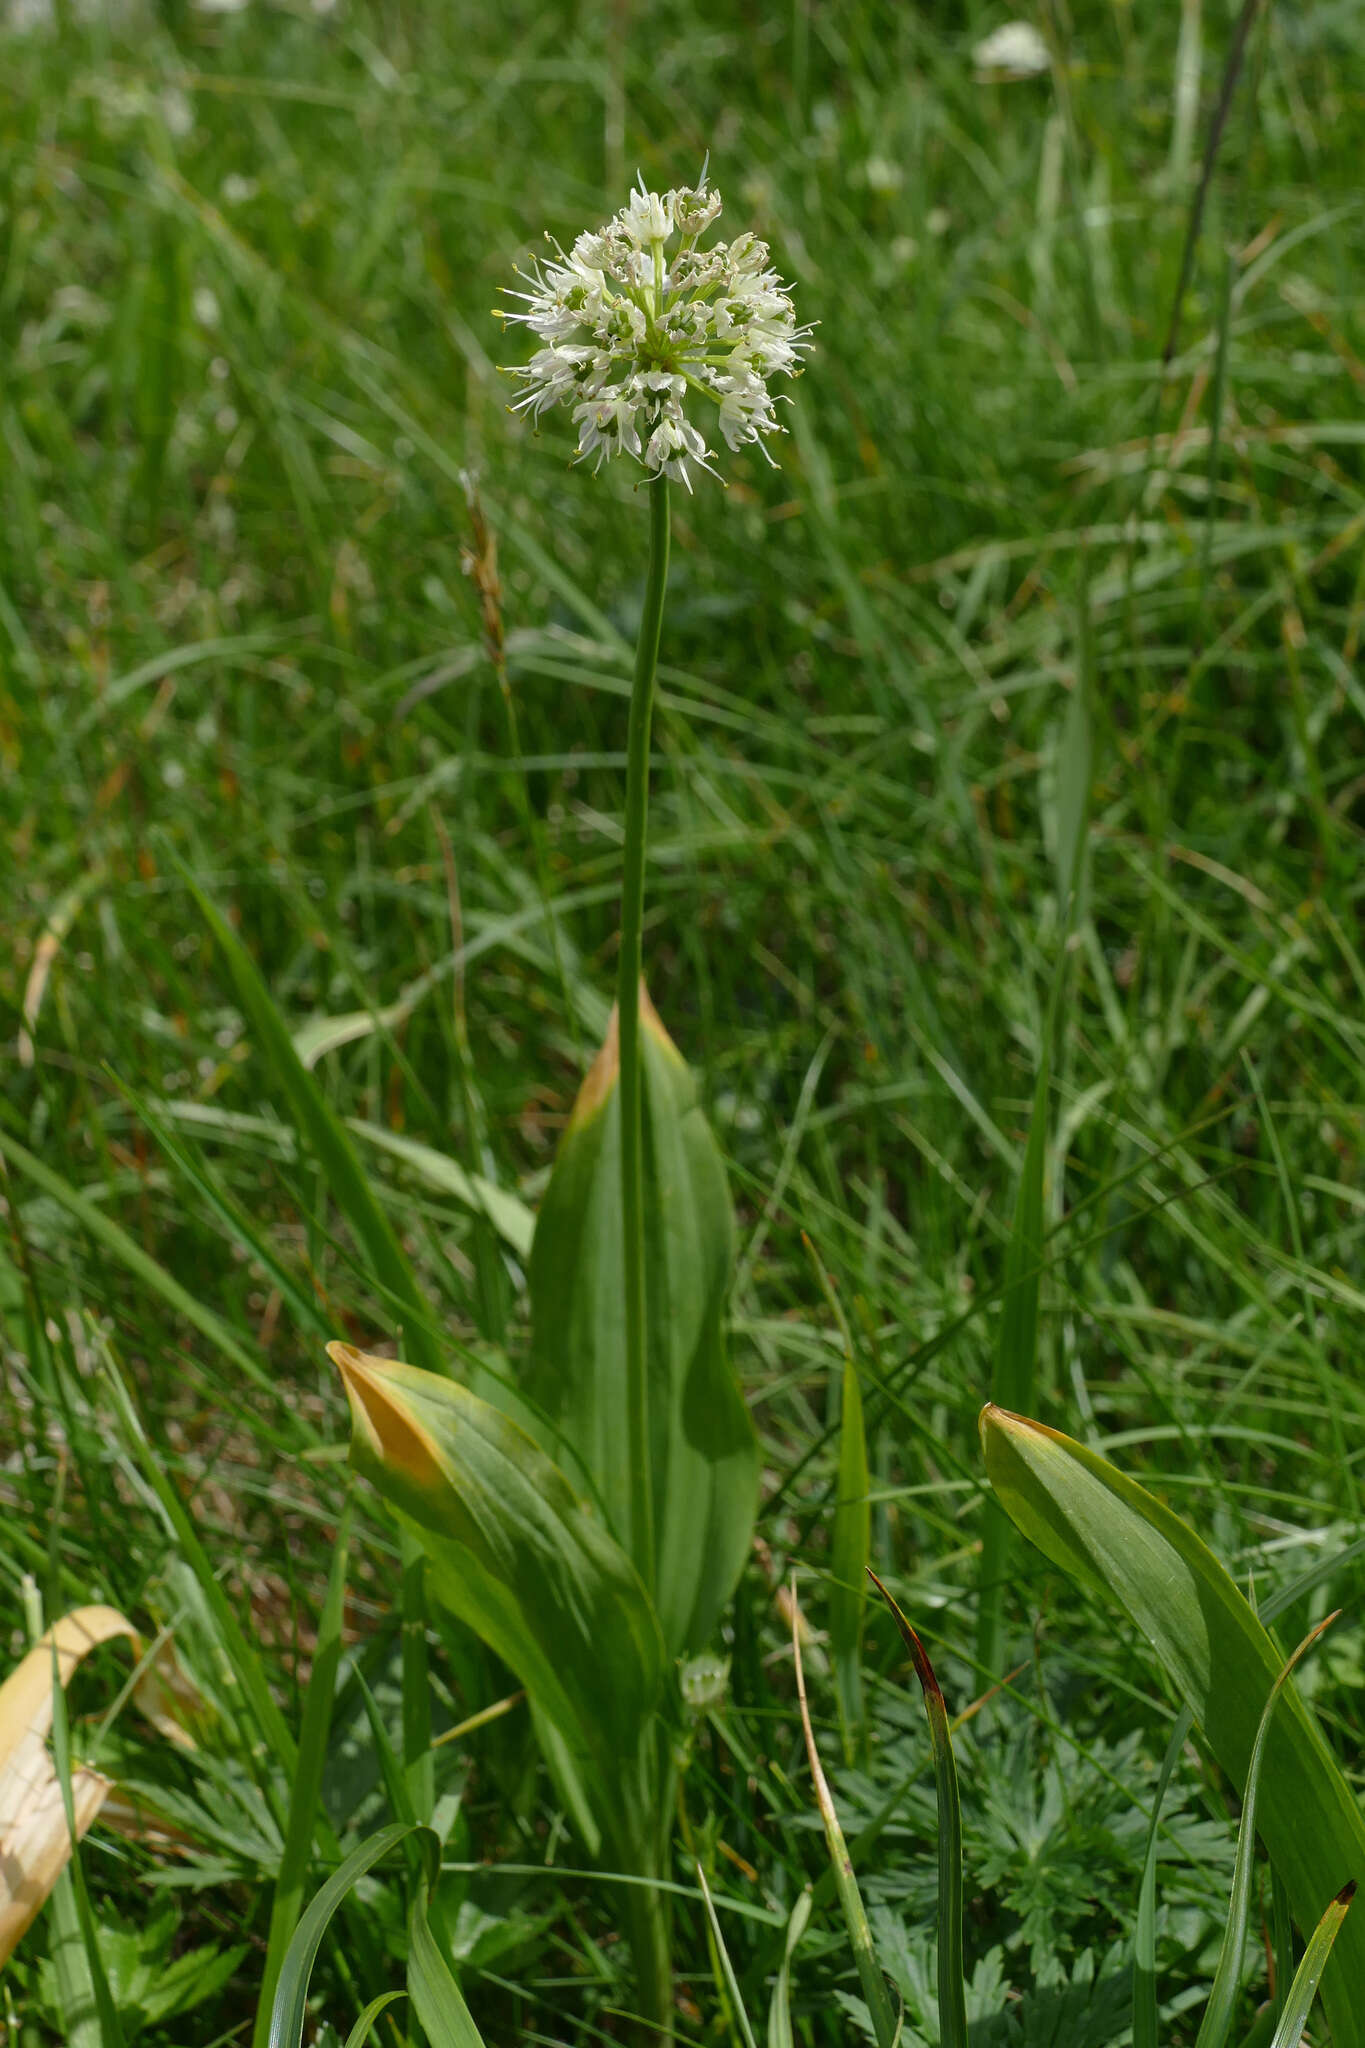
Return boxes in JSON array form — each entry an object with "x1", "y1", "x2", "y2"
[
  {"x1": 568, "y1": 1005, "x2": 620, "y2": 1132},
  {"x1": 327, "y1": 1340, "x2": 444, "y2": 1492}
]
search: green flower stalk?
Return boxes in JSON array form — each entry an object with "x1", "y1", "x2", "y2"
[{"x1": 500, "y1": 173, "x2": 809, "y2": 1589}]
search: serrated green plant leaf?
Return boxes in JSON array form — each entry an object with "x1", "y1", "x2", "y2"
[
  {"x1": 526, "y1": 993, "x2": 758, "y2": 1657},
  {"x1": 980, "y1": 1404, "x2": 1365, "y2": 2045}
]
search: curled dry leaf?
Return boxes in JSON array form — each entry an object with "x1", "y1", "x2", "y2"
[{"x1": 0, "y1": 1605, "x2": 200, "y2": 1968}]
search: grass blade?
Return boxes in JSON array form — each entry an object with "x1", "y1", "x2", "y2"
[
  {"x1": 46, "y1": 1643, "x2": 125, "y2": 2048},
  {"x1": 0, "y1": 1127, "x2": 279, "y2": 1405},
  {"x1": 804, "y1": 1236, "x2": 868, "y2": 1763},
  {"x1": 975, "y1": 1060, "x2": 1048, "y2": 1683},
  {"x1": 266, "y1": 1823, "x2": 435, "y2": 2048},
  {"x1": 101, "y1": 1342, "x2": 297, "y2": 1802},
  {"x1": 696, "y1": 1860, "x2": 759, "y2": 2048},
  {"x1": 175, "y1": 855, "x2": 444, "y2": 1379},
  {"x1": 766, "y1": 1888, "x2": 812, "y2": 2048},
  {"x1": 1267, "y1": 1881, "x2": 1357, "y2": 2048},
  {"x1": 253, "y1": 1498, "x2": 354, "y2": 2048},
  {"x1": 1195, "y1": 1613, "x2": 1337, "y2": 2048},
  {"x1": 408, "y1": 1876, "x2": 489, "y2": 2048},
  {"x1": 1133, "y1": 1707, "x2": 1193, "y2": 2048},
  {"x1": 868, "y1": 1572, "x2": 967, "y2": 2048},
  {"x1": 789, "y1": 1578, "x2": 896, "y2": 2048},
  {"x1": 343, "y1": 1991, "x2": 406, "y2": 2048}
]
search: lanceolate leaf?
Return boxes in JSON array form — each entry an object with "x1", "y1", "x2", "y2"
[
  {"x1": 330, "y1": 1343, "x2": 664, "y2": 1831},
  {"x1": 980, "y1": 1404, "x2": 1365, "y2": 2045},
  {"x1": 527, "y1": 992, "x2": 759, "y2": 1657}
]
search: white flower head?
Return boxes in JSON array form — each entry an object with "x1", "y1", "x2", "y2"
[
  {"x1": 972, "y1": 20, "x2": 1050, "y2": 78},
  {"x1": 498, "y1": 172, "x2": 812, "y2": 490}
]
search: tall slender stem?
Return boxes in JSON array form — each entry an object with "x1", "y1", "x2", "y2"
[{"x1": 618, "y1": 474, "x2": 670, "y2": 1590}]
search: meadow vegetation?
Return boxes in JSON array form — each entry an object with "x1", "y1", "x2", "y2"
[{"x1": 3, "y1": 0, "x2": 1365, "y2": 2041}]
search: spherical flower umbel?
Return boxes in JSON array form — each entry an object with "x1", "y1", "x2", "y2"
[{"x1": 498, "y1": 176, "x2": 812, "y2": 490}]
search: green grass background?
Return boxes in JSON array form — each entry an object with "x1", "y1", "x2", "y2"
[{"x1": 3, "y1": 0, "x2": 1365, "y2": 2040}]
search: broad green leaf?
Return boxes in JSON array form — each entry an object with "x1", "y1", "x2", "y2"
[
  {"x1": 981, "y1": 1405, "x2": 1365, "y2": 2046},
  {"x1": 870, "y1": 1573, "x2": 967, "y2": 2048},
  {"x1": 330, "y1": 1344, "x2": 664, "y2": 1832},
  {"x1": 527, "y1": 993, "x2": 758, "y2": 1657}
]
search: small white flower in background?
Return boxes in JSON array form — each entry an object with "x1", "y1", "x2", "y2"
[
  {"x1": 864, "y1": 156, "x2": 904, "y2": 196},
  {"x1": 973, "y1": 20, "x2": 1050, "y2": 79},
  {"x1": 498, "y1": 174, "x2": 812, "y2": 490}
]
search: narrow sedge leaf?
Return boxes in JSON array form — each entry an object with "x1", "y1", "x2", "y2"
[
  {"x1": 103, "y1": 1349, "x2": 297, "y2": 1803},
  {"x1": 868, "y1": 1573, "x2": 967, "y2": 2048},
  {"x1": 696, "y1": 1862, "x2": 759, "y2": 2048},
  {"x1": 1196, "y1": 1614, "x2": 1337, "y2": 2048},
  {"x1": 830, "y1": 1348, "x2": 869, "y2": 1762},
  {"x1": 767, "y1": 1889, "x2": 812, "y2": 2048},
  {"x1": 975, "y1": 1057, "x2": 1048, "y2": 1684},
  {"x1": 981, "y1": 1405, "x2": 1365, "y2": 2045},
  {"x1": 1268, "y1": 1881, "x2": 1357, "y2": 2048},
  {"x1": 45, "y1": 1645, "x2": 125, "y2": 2048},
  {"x1": 805, "y1": 1236, "x2": 868, "y2": 1764},
  {"x1": 342, "y1": 1992, "x2": 406, "y2": 2048},
  {"x1": 408, "y1": 1880, "x2": 489, "y2": 2048},
  {"x1": 253, "y1": 1500, "x2": 354, "y2": 2048},
  {"x1": 177, "y1": 857, "x2": 445, "y2": 1379},
  {"x1": 266, "y1": 1823, "x2": 435, "y2": 2048},
  {"x1": 1132, "y1": 1708, "x2": 1192, "y2": 2048},
  {"x1": 790, "y1": 1582, "x2": 897, "y2": 2048},
  {"x1": 330, "y1": 1344, "x2": 663, "y2": 1823},
  {"x1": 0, "y1": 1128, "x2": 277, "y2": 1404},
  {"x1": 355, "y1": 1669, "x2": 418, "y2": 1830},
  {"x1": 528, "y1": 995, "x2": 759, "y2": 1656}
]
